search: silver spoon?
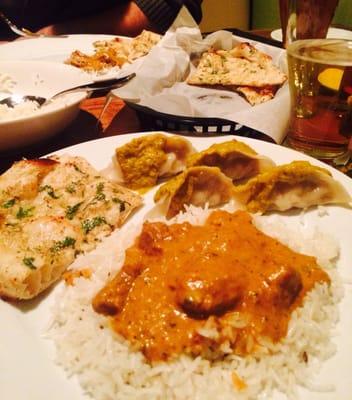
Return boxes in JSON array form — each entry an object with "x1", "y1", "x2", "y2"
[
  {"x1": 0, "y1": 11, "x2": 68, "y2": 38},
  {"x1": 0, "y1": 73, "x2": 136, "y2": 108}
]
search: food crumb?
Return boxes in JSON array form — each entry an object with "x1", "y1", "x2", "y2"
[
  {"x1": 231, "y1": 371, "x2": 247, "y2": 391},
  {"x1": 317, "y1": 206, "x2": 329, "y2": 217},
  {"x1": 63, "y1": 268, "x2": 92, "y2": 286}
]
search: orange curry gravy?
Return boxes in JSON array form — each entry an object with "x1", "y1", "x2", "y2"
[{"x1": 93, "y1": 210, "x2": 330, "y2": 362}]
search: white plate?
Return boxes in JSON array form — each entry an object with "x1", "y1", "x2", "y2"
[
  {"x1": 271, "y1": 27, "x2": 352, "y2": 42},
  {"x1": 0, "y1": 133, "x2": 351, "y2": 400},
  {"x1": 0, "y1": 34, "x2": 124, "y2": 63}
]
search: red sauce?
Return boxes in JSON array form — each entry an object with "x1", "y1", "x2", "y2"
[{"x1": 93, "y1": 210, "x2": 330, "y2": 362}]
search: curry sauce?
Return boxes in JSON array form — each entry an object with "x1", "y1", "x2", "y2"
[{"x1": 93, "y1": 210, "x2": 330, "y2": 362}]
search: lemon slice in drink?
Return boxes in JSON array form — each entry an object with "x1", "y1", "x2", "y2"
[{"x1": 318, "y1": 68, "x2": 344, "y2": 91}]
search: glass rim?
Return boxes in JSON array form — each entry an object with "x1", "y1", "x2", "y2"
[{"x1": 287, "y1": 38, "x2": 352, "y2": 66}]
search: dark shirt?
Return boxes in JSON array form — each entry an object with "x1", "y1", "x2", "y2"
[{"x1": 0, "y1": 0, "x2": 202, "y2": 39}]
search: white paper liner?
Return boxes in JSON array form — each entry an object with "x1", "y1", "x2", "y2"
[{"x1": 112, "y1": 7, "x2": 290, "y2": 143}]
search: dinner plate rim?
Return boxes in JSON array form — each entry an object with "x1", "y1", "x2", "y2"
[
  {"x1": 1, "y1": 131, "x2": 351, "y2": 400},
  {"x1": 0, "y1": 33, "x2": 130, "y2": 63}
]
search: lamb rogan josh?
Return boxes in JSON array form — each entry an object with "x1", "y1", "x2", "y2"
[{"x1": 92, "y1": 210, "x2": 330, "y2": 362}]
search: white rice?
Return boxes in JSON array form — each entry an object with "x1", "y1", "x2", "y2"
[
  {"x1": 0, "y1": 100, "x2": 41, "y2": 121},
  {"x1": 47, "y1": 204, "x2": 342, "y2": 400},
  {"x1": 0, "y1": 73, "x2": 41, "y2": 122},
  {"x1": 0, "y1": 95, "x2": 79, "y2": 122},
  {"x1": 0, "y1": 72, "x2": 81, "y2": 122}
]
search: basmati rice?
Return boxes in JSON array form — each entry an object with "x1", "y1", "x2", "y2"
[
  {"x1": 48, "y1": 204, "x2": 342, "y2": 400},
  {"x1": 0, "y1": 72, "x2": 82, "y2": 122},
  {"x1": 0, "y1": 100, "x2": 40, "y2": 121}
]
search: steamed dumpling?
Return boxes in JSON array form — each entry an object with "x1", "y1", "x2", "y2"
[
  {"x1": 154, "y1": 166, "x2": 234, "y2": 219},
  {"x1": 104, "y1": 134, "x2": 195, "y2": 190},
  {"x1": 232, "y1": 161, "x2": 351, "y2": 213},
  {"x1": 186, "y1": 140, "x2": 275, "y2": 182}
]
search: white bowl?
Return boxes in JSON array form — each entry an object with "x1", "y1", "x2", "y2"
[{"x1": 0, "y1": 61, "x2": 91, "y2": 150}]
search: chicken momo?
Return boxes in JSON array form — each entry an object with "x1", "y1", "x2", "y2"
[
  {"x1": 232, "y1": 161, "x2": 351, "y2": 213},
  {"x1": 105, "y1": 134, "x2": 195, "y2": 190},
  {"x1": 154, "y1": 166, "x2": 234, "y2": 219},
  {"x1": 187, "y1": 140, "x2": 275, "y2": 182}
]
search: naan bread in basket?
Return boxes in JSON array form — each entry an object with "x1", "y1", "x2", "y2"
[{"x1": 187, "y1": 42, "x2": 287, "y2": 105}]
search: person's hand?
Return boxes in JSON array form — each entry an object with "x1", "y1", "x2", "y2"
[{"x1": 36, "y1": 25, "x2": 56, "y2": 35}]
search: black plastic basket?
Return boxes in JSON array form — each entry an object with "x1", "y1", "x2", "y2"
[
  {"x1": 126, "y1": 102, "x2": 275, "y2": 143},
  {"x1": 124, "y1": 29, "x2": 282, "y2": 144}
]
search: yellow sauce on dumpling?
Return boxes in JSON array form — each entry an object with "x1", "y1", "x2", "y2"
[{"x1": 233, "y1": 161, "x2": 351, "y2": 213}]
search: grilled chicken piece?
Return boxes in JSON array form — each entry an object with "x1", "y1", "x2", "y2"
[
  {"x1": 0, "y1": 155, "x2": 142, "y2": 300},
  {"x1": 0, "y1": 158, "x2": 57, "y2": 200},
  {"x1": 0, "y1": 216, "x2": 82, "y2": 299}
]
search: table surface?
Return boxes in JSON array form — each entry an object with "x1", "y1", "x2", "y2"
[{"x1": 0, "y1": 29, "x2": 351, "y2": 177}]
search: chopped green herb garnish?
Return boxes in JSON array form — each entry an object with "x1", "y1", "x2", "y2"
[
  {"x1": 39, "y1": 185, "x2": 59, "y2": 199},
  {"x1": 82, "y1": 216, "x2": 107, "y2": 234},
  {"x1": 95, "y1": 182, "x2": 106, "y2": 201},
  {"x1": 16, "y1": 206, "x2": 34, "y2": 219},
  {"x1": 73, "y1": 164, "x2": 85, "y2": 174},
  {"x1": 65, "y1": 202, "x2": 82, "y2": 220},
  {"x1": 50, "y1": 236, "x2": 76, "y2": 252},
  {"x1": 95, "y1": 193, "x2": 105, "y2": 201},
  {"x1": 112, "y1": 197, "x2": 126, "y2": 212},
  {"x1": 2, "y1": 198, "x2": 15, "y2": 208},
  {"x1": 23, "y1": 257, "x2": 36, "y2": 269},
  {"x1": 65, "y1": 182, "x2": 77, "y2": 194}
]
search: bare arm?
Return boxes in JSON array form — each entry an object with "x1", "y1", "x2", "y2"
[{"x1": 38, "y1": 1, "x2": 156, "y2": 36}]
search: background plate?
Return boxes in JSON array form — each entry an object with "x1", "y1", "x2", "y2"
[
  {"x1": 0, "y1": 34, "x2": 125, "y2": 63},
  {"x1": 271, "y1": 27, "x2": 352, "y2": 42}
]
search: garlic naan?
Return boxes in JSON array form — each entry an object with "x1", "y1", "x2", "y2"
[{"x1": 187, "y1": 42, "x2": 287, "y2": 105}]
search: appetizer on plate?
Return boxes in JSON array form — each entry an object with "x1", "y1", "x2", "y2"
[
  {"x1": 0, "y1": 155, "x2": 142, "y2": 299},
  {"x1": 232, "y1": 161, "x2": 352, "y2": 213},
  {"x1": 154, "y1": 166, "x2": 234, "y2": 218},
  {"x1": 187, "y1": 42, "x2": 287, "y2": 105},
  {"x1": 186, "y1": 139, "x2": 275, "y2": 182},
  {"x1": 104, "y1": 133, "x2": 195, "y2": 190},
  {"x1": 66, "y1": 30, "x2": 161, "y2": 72},
  {"x1": 154, "y1": 157, "x2": 351, "y2": 218}
]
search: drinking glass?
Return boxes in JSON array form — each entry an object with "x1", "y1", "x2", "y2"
[
  {"x1": 279, "y1": 0, "x2": 339, "y2": 47},
  {"x1": 285, "y1": 39, "x2": 352, "y2": 159}
]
